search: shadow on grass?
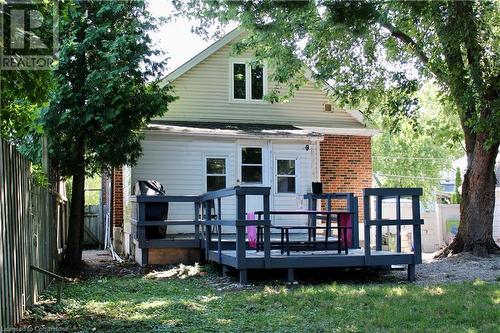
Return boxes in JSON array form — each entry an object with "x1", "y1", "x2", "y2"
[
  {"x1": 21, "y1": 269, "x2": 499, "y2": 333},
  {"x1": 223, "y1": 266, "x2": 402, "y2": 285}
]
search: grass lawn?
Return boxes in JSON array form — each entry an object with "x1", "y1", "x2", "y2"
[{"x1": 26, "y1": 267, "x2": 499, "y2": 333}]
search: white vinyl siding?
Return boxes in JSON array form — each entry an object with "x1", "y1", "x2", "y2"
[
  {"x1": 159, "y1": 42, "x2": 364, "y2": 129},
  {"x1": 129, "y1": 134, "x2": 314, "y2": 233},
  {"x1": 271, "y1": 143, "x2": 312, "y2": 227},
  {"x1": 131, "y1": 134, "x2": 236, "y2": 234}
]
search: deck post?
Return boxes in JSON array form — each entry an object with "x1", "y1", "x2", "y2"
[
  {"x1": 204, "y1": 202, "x2": 212, "y2": 259},
  {"x1": 140, "y1": 248, "x2": 148, "y2": 267},
  {"x1": 239, "y1": 269, "x2": 248, "y2": 285},
  {"x1": 407, "y1": 264, "x2": 416, "y2": 282},
  {"x1": 222, "y1": 265, "x2": 231, "y2": 277},
  {"x1": 375, "y1": 196, "x2": 382, "y2": 251},
  {"x1": 194, "y1": 202, "x2": 200, "y2": 245},
  {"x1": 312, "y1": 196, "x2": 318, "y2": 240},
  {"x1": 137, "y1": 202, "x2": 147, "y2": 264},
  {"x1": 263, "y1": 193, "x2": 271, "y2": 268},
  {"x1": 352, "y1": 196, "x2": 359, "y2": 248},
  {"x1": 396, "y1": 196, "x2": 401, "y2": 253},
  {"x1": 363, "y1": 192, "x2": 371, "y2": 265},
  {"x1": 217, "y1": 225, "x2": 222, "y2": 263},
  {"x1": 236, "y1": 194, "x2": 246, "y2": 270},
  {"x1": 411, "y1": 195, "x2": 423, "y2": 264},
  {"x1": 287, "y1": 268, "x2": 295, "y2": 283}
]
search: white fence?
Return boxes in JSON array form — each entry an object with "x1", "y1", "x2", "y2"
[{"x1": 372, "y1": 198, "x2": 500, "y2": 253}]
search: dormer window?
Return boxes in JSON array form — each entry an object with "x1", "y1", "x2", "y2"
[{"x1": 231, "y1": 60, "x2": 266, "y2": 102}]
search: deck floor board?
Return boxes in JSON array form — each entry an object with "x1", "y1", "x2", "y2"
[{"x1": 211, "y1": 249, "x2": 411, "y2": 258}]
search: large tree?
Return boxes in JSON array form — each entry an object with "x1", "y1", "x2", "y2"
[
  {"x1": 44, "y1": 0, "x2": 174, "y2": 265},
  {"x1": 174, "y1": 0, "x2": 499, "y2": 255}
]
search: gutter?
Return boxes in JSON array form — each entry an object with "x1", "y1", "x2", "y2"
[
  {"x1": 143, "y1": 127, "x2": 324, "y2": 141},
  {"x1": 298, "y1": 126, "x2": 379, "y2": 137}
]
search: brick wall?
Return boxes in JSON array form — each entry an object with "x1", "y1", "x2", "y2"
[
  {"x1": 112, "y1": 167, "x2": 123, "y2": 227},
  {"x1": 101, "y1": 172, "x2": 109, "y2": 206},
  {"x1": 320, "y1": 135, "x2": 372, "y2": 221}
]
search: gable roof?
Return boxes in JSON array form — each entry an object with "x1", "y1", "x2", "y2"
[
  {"x1": 160, "y1": 27, "x2": 373, "y2": 131},
  {"x1": 161, "y1": 28, "x2": 243, "y2": 84},
  {"x1": 161, "y1": 27, "x2": 329, "y2": 91}
]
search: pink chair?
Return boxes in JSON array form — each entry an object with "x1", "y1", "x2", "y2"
[
  {"x1": 247, "y1": 212, "x2": 257, "y2": 249},
  {"x1": 339, "y1": 213, "x2": 352, "y2": 248}
]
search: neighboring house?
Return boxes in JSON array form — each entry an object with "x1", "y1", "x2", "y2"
[{"x1": 104, "y1": 29, "x2": 377, "y2": 258}]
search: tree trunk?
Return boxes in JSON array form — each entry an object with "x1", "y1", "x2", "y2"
[
  {"x1": 441, "y1": 134, "x2": 499, "y2": 257},
  {"x1": 63, "y1": 144, "x2": 86, "y2": 266}
]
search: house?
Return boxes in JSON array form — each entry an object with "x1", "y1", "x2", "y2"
[{"x1": 104, "y1": 28, "x2": 377, "y2": 263}]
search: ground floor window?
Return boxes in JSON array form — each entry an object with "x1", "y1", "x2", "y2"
[
  {"x1": 276, "y1": 159, "x2": 296, "y2": 193},
  {"x1": 206, "y1": 157, "x2": 226, "y2": 191},
  {"x1": 241, "y1": 147, "x2": 263, "y2": 184}
]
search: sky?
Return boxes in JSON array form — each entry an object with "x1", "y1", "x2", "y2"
[{"x1": 147, "y1": 0, "x2": 229, "y2": 75}]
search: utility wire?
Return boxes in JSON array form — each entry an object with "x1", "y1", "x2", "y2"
[
  {"x1": 376, "y1": 173, "x2": 450, "y2": 181},
  {"x1": 373, "y1": 156, "x2": 451, "y2": 161}
]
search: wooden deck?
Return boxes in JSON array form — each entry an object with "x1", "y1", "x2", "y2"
[
  {"x1": 130, "y1": 186, "x2": 424, "y2": 284},
  {"x1": 208, "y1": 248, "x2": 415, "y2": 269}
]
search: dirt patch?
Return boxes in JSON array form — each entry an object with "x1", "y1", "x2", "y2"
[
  {"x1": 63, "y1": 250, "x2": 499, "y2": 286},
  {"x1": 59, "y1": 250, "x2": 145, "y2": 280},
  {"x1": 391, "y1": 252, "x2": 500, "y2": 284}
]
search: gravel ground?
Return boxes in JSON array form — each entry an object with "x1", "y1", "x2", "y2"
[
  {"x1": 76, "y1": 250, "x2": 500, "y2": 285},
  {"x1": 391, "y1": 252, "x2": 500, "y2": 284}
]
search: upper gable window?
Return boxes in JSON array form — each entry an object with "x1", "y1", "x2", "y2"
[
  {"x1": 231, "y1": 61, "x2": 266, "y2": 102},
  {"x1": 233, "y1": 63, "x2": 246, "y2": 99}
]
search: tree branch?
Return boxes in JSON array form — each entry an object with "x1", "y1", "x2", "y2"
[
  {"x1": 380, "y1": 21, "x2": 446, "y2": 83},
  {"x1": 380, "y1": 21, "x2": 430, "y2": 66}
]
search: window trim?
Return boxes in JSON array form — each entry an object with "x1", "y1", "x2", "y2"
[
  {"x1": 275, "y1": 157, "x2": 299, "y2": 195},
  {"x1": 240, "y1": 146, "x2": 264, "y2": 185},
  {"x1": 229, "y1": 58, "x2": 268, "y2": 104},
  {"x1": 205, "y1": 156, "x2": 228, "y2": 192}
]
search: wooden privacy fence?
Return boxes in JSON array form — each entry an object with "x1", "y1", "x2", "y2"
[
  {"x1": 0, "y1": 139, "x2": 69, "y2": 330},
  {"x1": 84, "y1": 204, "x2": 104, "y2": 249}
]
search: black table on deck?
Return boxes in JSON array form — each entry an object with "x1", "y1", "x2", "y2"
[{"x1": 254, "y1": 210, "x2": 353, "y2": 255}]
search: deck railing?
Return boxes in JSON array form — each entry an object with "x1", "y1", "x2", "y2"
[
  {"x1": 200, "y1": 186, "x2": 271, "y2": 283},
  {"x1": 130, "y1": 186, "x2": 423, "y2": 282},
  {"x1": 363, "y1": 188, "x2": 423, "y2": 280},
  {"x1": 130, "y1": 194, "x2": 201, "y2": 253},
  {"x1": 303, "y1": 192, "x2": 359, "y2": 248},
  {"x1": 130, "y1": 186, "x2": 271, "y2": 271}
]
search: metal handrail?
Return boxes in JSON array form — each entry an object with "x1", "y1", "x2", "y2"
[{"x1": 30, "y1": 265, "x2": 70, "y2": 304}]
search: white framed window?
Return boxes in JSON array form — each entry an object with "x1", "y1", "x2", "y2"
[
  {"x1": 276, "y1": 159, "x2": 297, "y2": 193},
  {"x1": 206, "y1": 157, "x2": 227, "y2": 192},
  {"x1": 230, "y1": 59, "x2": 267, "y2": 102},
  {"x1": 240, "y1": 147, "x2": 263, "y2": 184}
]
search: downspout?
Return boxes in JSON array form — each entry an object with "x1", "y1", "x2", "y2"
[
  {"x1": 109, "y1": 169, "x2": 114, "y2": 243},
  {"x1": 315, "y1": 139, "x2": 322, "y2": 182}
]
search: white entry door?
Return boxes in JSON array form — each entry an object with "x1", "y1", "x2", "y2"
[{"x1": 237, "y1": 143, "x2": 270, "y2": 215}]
